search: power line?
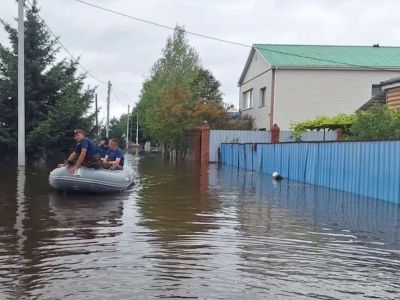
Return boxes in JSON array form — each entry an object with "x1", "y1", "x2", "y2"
[
  {"x1": 75, "y1": 0, "x2": 251, "y2": 48},
  {"x1": 26, "y1": 0, "x2": 107, "y2": 85},
  {"x1": 113, "y1": 86, "x2": 132, "y2": 102},
  {"x1": 75, "y1": 0, "x2": 400, "y2": 72},
  {"x1": 26, "y1": 0, "x2": 134, "y2": 105},
  {"x1": 111, "y1": 87, "x2": 124, "y2": 106}
]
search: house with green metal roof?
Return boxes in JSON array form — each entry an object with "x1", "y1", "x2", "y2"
[{"x1": 238, "y1": 44, "x2": 400, "y2": 131}]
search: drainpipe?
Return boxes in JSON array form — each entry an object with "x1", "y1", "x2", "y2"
[{"x1": 269, "y1": 67, "x2": 277, "y2": 130}]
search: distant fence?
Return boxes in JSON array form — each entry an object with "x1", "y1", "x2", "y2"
[
  {"x1": 210, "y1": 130, "x2": 271, "y2": 162},
  {"x1": 209, "y1": 129, "x2": 337, "y2": 162},
  {"x1": 221, "y1": 141, "x2": 400, "y2": 204},
  {"x1": 280, "y1": 130, "x2": 337, "y2": 142}
]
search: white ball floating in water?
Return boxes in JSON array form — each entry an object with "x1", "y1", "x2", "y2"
[{"x1": 272, "y1": 172, "x2": 283, "y2": 180}]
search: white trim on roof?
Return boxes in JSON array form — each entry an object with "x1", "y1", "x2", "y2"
[{"x1": 238, "y1": 47, "x2": 272, "y2": 86}]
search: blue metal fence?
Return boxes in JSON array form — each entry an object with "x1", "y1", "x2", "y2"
[{"x1": 220, "y1": 141, "x2": 400, "y2": 204}]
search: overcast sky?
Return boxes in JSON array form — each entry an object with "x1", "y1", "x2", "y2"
[{"x1": 1, "y1": 0, "x2": 400, "y2": 120}]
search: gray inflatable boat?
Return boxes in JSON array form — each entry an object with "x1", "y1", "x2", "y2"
[{"x1": 49, "y1": 166, "x2": 135, "y2": 193}]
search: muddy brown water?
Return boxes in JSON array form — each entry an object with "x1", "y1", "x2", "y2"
[{"x1": 0, "y1": 154, "x2": 400, "y2": 299}]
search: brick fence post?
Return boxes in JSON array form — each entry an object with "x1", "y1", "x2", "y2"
[
  {"x1": 271, "y1": 124, "x2": 280, "y2": 144},
  {"x1": 201, "y1": 121, "x2": 210, "y2": 164}
]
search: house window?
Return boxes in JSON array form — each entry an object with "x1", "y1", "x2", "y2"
[
  {"x1": 260, "y1": 87, "x2": 266, "y2": 107},
  {"x1": 371, "y1": 84, "x2": 382, "y2": 96},
  {"x1": 243, "y1": 89, "x2": 253, "y2": 109}
]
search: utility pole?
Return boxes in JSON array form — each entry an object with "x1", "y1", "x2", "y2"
[
  {"x1": 95, "y1": 93, "x2": 98, "y2": 140},
  {"x1": 126, "y1": 105, "x2": 130, "y2": 150},
  {"x1": 18, "y1": 0, "x2": 25, "y2": 166},
  {"x1": 106, "y1": 81, "x2": 111, "y2": 137}
]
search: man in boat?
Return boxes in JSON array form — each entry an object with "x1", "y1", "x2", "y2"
[
  {"x1": 98, "y1": 137, "x2": 109, "y2": 159},
  {"x1": 58, "y1": 129, "x2": 101, "y2": 173},
  {"x1": 103, "y1": 138, "x2": 125, "y2": 170}
]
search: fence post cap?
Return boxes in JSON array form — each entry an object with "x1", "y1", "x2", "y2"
[{"x1": 202, "y1": 121, "x2": 210, "y2": 130}]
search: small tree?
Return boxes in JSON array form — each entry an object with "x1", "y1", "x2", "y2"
[{"x1": 349, "y1": 104, "x2": 400, "y2": 140}]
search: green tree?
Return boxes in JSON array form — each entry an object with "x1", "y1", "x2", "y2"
[
  {"x1": 137, "y1": 26, "x2": 227, "y2": 159},
  {"x1": 148, "y1": 86, "x2": 228, "y2": 159},
  {"x1": 349, "y1": 104, "x2": 400, "y2": 140},
  {"x1": 189, "y1": 68, "x2": 223, "y2": 103},
  {"x1": 137, "y1": 26, "x2": 201, "y2": 139},
  {"x1": 28, "y1": 68, "x2": 95, "y2": 162},
  {"x1": 0, "y1": 1, "x2": 95, "y2": 163}
]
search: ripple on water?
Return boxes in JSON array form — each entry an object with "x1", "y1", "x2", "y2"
[{"x1": 0, "y1": 159, "x2": 400, "y2": 299}]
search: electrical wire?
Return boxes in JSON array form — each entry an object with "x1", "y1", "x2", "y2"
[
  {"x1": 25, "y1": 0, "x2": 133, "y2": 106},
  {"x1": 113, "y1": 86, "x2": 132, "y2": 102},
  {"x1": 111, "y1": 87, "x2": 125, "y2": 106},
  {"x1": 75, "y1": 0, "x2": 250, "y2": 48},
  {"x1": 75, "y1": 0, "x2": 400, "y2": 72},
  {"x1": 26, "y1": 0, "x2": 107, "y2": 85}
]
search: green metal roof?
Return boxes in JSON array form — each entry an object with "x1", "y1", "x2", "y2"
[{"x1": 253, "y1": 44, "x2": 400, "y2": 69}]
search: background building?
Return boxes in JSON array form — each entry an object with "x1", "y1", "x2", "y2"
[{"x1": 238, "y1": 44, "x2": 400, "y2": 130}]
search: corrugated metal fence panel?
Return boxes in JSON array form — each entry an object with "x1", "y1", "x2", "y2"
[
  {"x1": 280, "y1": 131, "x2": 337, "y2": 142},
  {"x1": 220, "y1": 141, "x2": 400, "y2": 204},
  {"x1": 211, "y1": 130, "x2": 337, "y2": 163},
  {"x1": 238, "y1": 145, "x2": 246, "y2": 169},
  {"x1": 245, "y1": 144, "x2": 253, "y2": 171},
  {"x1": 232, "y1": 144, "x2": 239, "y2": 167},
  {"x1": 209, "y1": 130, "x2": 271, "y2": 162},
  {"x1": 253, "y1": 144, "x2": 262, "y2": 172}
]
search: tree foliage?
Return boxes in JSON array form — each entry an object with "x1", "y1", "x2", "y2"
[
  {"x1": 0, "y1": 1, "x2": 95, "y2": 163},
  {"x1": 291, "y1": 114, "x2": 356, "y2": 140},
  {"x1": 349, "y1": 104, "x2": 400, "y2": 140},
  {"x1": 137, "y1": 26, "x2": 229, "y2": 159},
  {"x1": 291, "y1": 104, "x2": 400, "y2": 141}
]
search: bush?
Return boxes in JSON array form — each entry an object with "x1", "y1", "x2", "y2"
[{"x1": 349, "y1": 104, "x2": 400, "y2": 140}]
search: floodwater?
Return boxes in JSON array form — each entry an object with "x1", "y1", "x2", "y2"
[{"x1": 1, "y1": 154, "x2": 400, "y2": 299}]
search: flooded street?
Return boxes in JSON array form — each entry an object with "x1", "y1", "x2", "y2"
[{"x1": 1, "y1": 154, "x2": 400, "y2": 299}]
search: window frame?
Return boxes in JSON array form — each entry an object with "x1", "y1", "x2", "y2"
[
  {"x1": 242, "y1": 89, "x2": 253, "y2": 110},
  {"x1": 259, "y1": 87, "x2": 266, "y2": 107}
]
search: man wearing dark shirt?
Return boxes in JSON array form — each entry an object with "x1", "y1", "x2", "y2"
[
  {"x1": 58, "y1": 129, "x2": 101, "y2": 173},
  {"x1": 98, "y1": 137, "x2": 109, "y2": 159},
  {"x1": 103, "y1": 138, "x2": 125, "y2": 170}
]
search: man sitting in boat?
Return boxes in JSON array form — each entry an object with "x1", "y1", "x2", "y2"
[
  {"x1": 98, "y1": 137, "x2": 109, "y2": 159},
  {"x1": 103, "y1": 138, "x2": 125, "y2": 170},
  {"x1": 57, "y1": 129, "x2": 101, "y2": 173}
]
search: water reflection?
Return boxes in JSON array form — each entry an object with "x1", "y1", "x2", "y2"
[
  {"x1": 135, "y1": 157, "x2": 222, "y2": 297},
  {"x1": 212, "y1": 165, "x2": 400, "y2": 298},
  {"x1": 0, "y1": 166, "x2": 125, "y2": 299},
  {"x1": 0, "y1": 156, "x2": 399, "y2": 299},
  {"x1": 136, "y1": 156, "x2": 220, "y2": 241},
  {"x1": 15, "y1": 166, "x2": 27, "y2": 250}
]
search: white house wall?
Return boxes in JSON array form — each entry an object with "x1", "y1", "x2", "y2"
[
  {"x1": 241, "y1": 50, "x2": 271, "y2": 83},
  {"x1": 239, "y1": 51, "x2": 272, "y2": 130},
  {"x1": 274, "y1": 69, "x2": 400, "y2": 130}
]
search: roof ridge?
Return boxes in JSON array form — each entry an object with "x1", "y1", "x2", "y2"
[{"x1": 253, "y1": 43, "x2": 400, "y2": 48}]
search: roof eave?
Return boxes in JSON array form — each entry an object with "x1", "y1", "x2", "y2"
[
  {"x1": 270, "y1": 66, "x2": 400, "y2": 71},
  {"x1": 380, "y1": 76, "x2": 400, "y2": 87},
  {"x1": 237, "y1": 48, "x2": 255, "y2": 86},
  {"x1": 238, "y1": 46, "x2": 272, "y2": 86}
]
